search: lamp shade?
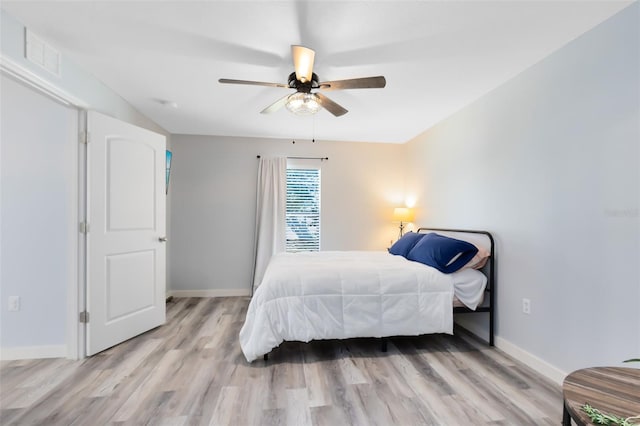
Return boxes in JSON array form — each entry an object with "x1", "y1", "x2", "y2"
[{"x1": 393, "y1": 207, "x2": 414, "y2": 222}]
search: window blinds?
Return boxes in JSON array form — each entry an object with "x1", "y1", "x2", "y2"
[{"x1": 286, "y1": 168, "x2": 320, "y2": 252}]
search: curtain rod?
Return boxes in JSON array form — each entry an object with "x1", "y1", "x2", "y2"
[{"x1": 256, "y1": 155, "x2": 328, "y2": 160}]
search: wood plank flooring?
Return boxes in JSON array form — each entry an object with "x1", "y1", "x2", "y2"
[{"x1": 0, "y1": 297, "x2": 563, "y2": 425}]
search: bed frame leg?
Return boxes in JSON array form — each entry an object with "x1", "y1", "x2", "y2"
[
  {"x1": 489, "y1": 303, "x2": 495, "y2": 346},
  {"x1": 263, "y1": 353, "x2": 268, "y2": 361},
  {"x1": 381, "y1": 339, "x2": 388, "y2": 353}
]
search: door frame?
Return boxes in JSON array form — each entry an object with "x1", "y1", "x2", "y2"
[{"x1": 1, "y1": 56, "x2": 88, "y2": 359}]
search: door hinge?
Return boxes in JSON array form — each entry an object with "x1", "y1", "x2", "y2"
[
  {"x1": 79, "y1": 311, "x2": 90, "y2": 323},
  {"x1": 79, "y1": 222, "x2": 89, "y2": 234},
  {"x1": 80, "y1": 131, "x2": 90, "y2": 144}
]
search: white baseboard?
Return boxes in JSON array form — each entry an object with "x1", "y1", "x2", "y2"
[
  {"x1": 494, "y1": 336, "x2": 567, "y2": 385},
  {"x1": 456, "y1": 320, "x2": 566, "y2": 386},
  {"x1": 1, "y1": 345, "x2": 67, "y2": 361},
  {"x1": 168, "y1": 289, "x2": 251, "y2": 298}
]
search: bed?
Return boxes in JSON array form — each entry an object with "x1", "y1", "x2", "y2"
[{"x1": 239, "y1": 227, "x2": 495, "y2": 362}]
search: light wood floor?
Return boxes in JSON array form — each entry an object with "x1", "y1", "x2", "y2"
[{"x1": 0, "y1": 297, "x2": 562, "y2": 425}]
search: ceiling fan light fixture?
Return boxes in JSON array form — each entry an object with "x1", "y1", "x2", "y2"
[
  {"x1": 292, "y1": 45, "x2": 315, "y2": 83},
  {"x1": 285, "y1": 92, "x2": 321, "y2": 115}
]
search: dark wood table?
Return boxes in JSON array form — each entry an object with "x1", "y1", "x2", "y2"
[{"x1": 562, "y1": 367, "x2": 640, "y2": 425}]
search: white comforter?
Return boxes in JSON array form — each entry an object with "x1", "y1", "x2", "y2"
[{"x1": 240, "y1": 251, "x2": 484, "y2": 362}]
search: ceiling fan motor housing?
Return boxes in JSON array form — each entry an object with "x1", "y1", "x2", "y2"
[{"x1": 288, "y1": 72, "x2": 319, "y2": 93}]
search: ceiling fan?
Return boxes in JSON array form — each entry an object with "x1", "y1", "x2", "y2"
[{"x1": 219, "y1": 45, "x2": 386, "y2": 117}]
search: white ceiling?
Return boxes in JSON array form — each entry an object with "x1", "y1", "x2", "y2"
[{"x1": 2, "y1": 1, "x2": 632, "y2": 143}]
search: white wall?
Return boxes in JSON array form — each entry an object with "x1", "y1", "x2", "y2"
[
  {"x1": 168, "y1": 135, "x2": 406, "y2": 294},
  {"x1": 405, "y1": 3, "x2": 639, "y2": 374},
  {"x1": 0, "y1": 74, "x2": 77, "y2": 355}
]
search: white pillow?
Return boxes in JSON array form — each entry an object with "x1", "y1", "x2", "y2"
[{"x1": 464, "y1": 244, "x2": 490, "y2": 270}]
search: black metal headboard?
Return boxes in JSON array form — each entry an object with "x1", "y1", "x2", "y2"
[{"x1": 417, "y1": 227, "x2": 495, "y2": 346}]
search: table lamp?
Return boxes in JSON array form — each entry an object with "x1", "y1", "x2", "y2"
[{"x1": 393, "y1": 207, "x2": 414, "y2": 239}]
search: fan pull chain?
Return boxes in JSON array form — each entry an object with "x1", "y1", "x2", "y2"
[{"x1": 312, "y1": 115, "x2": 316, "y2": 143}]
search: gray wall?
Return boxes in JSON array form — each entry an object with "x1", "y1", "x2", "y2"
[
  {"x1": 405, "y1": 3, "x2": 639, "y2": 373},
  {"x1": 168, "y1": 135, "x2": 406, "y2": 293},
  {"x1": 0, "y1": 74, "x2": 77, "y2": 349}
]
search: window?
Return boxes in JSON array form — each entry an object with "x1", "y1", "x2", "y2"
[{"x1": 286, "y1": 167, "x2": 320, "y2": 252}]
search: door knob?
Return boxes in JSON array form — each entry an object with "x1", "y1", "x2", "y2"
[{"x1": 158, "y1": 236, "x2": 167, "y2": 242}]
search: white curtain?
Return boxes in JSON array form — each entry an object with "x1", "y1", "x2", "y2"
[{"x1": 252, "y1": 157, "x2": 287, "y2": 293}]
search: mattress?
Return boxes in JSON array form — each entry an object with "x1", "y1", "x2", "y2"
[{"x1": 239, "y1": 251, "x2": 487, "y2": 362}]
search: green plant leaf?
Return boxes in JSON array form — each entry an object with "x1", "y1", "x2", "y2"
[{"x1": 581, "y1": 403, "x2": 638, "y2": 426}]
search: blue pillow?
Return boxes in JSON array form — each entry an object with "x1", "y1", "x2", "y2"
[
  {"x1": 388, "y1": 231, "x2": 425, "y2": 257},
  {"x1": 406, "y1": 233, "x2": 478, "y2": 273}
]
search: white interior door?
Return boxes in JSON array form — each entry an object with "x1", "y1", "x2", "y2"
[{"x1": 86, "y1": 111, "x2": 166, "y2": 356}]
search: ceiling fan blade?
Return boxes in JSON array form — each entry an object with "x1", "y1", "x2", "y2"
[
  {"x1": 314, "y1": 93, "x2": 348, "y2": 117},
  {"x1": 260, "y1": 94, "x2": 291, "y2": 114},
  {"x1": 292, "y1": 45, "x2": 315, "y2": 83},
  {"x1": 218, "y1": 78, "x2": 288, "y2": 88},
  {"x1": 318, "y1": 76, "x2": 386, "y2": 91}
]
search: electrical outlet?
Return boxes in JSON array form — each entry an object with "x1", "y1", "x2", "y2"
[
  {"x1": 8, "y1": 296, "x2": 20, "y2": 312},
  {"x1": 522, "y1": 298, "x2": 531, "y2": 315}
]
